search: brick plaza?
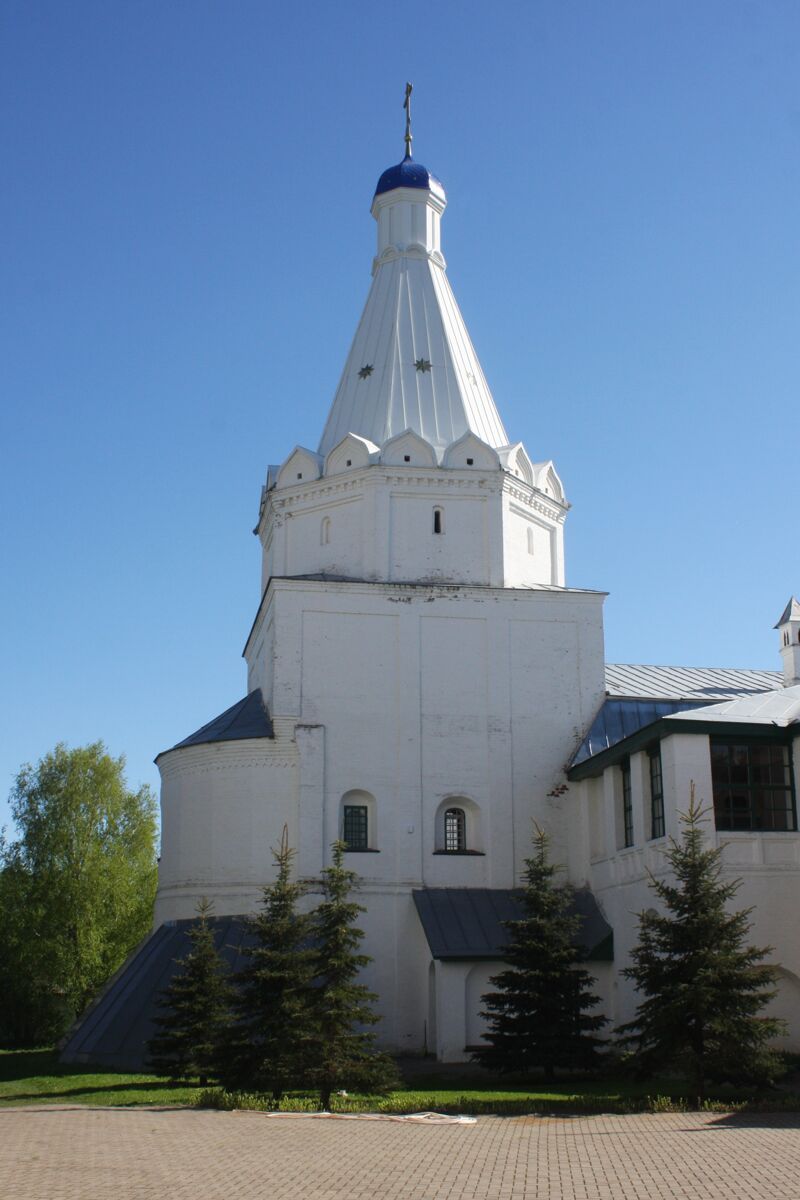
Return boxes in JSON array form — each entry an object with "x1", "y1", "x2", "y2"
[{"x1": 3, "y1": 1106, "x2": 800, "y2": 1199}]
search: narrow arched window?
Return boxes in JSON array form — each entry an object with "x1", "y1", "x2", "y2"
[
  {"x1": 343, "y1": 805, "x2": 368, "y2": 851},
  {"x1": 433, "y1": 506, "x2": 444, "y2": 535},
  {"x1": 527, "y1": 527, "x2": 535, "y2": 555},
  {"x1": 321, "y1": 517, "x2": 331, "y2": 545},
  {"x1": 444, "y1": 807, "x2": 466, "y2": 852}
]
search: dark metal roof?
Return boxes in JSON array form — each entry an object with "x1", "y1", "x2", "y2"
[
  {"x1": 571, "y1": 697, "x2": 712, "y2": 767},
  {"x1": 161, "y1": 689, "x2": 273, "y2": 757},
  {"x1": 60, "y1": 916, "x2": 256, "y2": 1072},
  {"x1": 412, "y1": 888, "x2": 613, "y2": 962}
]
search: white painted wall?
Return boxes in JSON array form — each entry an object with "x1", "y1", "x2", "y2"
[
  {"x1": 573, "y1": 731, "x2": 800, "y2": 1047},
  {"x1": 257, "y1": 454, "x2": 567, "y2": 593},
  {"x1": 158, "y1": 574, "x2": 606, "y2": 1058}
]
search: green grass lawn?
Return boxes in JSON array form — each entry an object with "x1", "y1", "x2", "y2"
[
  {"x1": 2, "y1": 1049, "x2": 798, "y2": 1114},
  {"x1": 0, "y1": 1049, "x2": 202, "y2": 1108}
]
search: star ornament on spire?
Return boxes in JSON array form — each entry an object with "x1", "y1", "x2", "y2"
[{"x1": 414, "y1": 358, "x2": 431, "y2": 373}]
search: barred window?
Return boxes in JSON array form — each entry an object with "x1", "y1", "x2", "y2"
[
  {"x1": 621, "y1": 758, "x2": 634, "y2": 848},
  {"x1": 343, "y1": 805, "x2": 368, "y2": 851},
  {"x1": 649, "y1": 746, "x2": 665, "y2": 839},
  {"x1": 444, "y1": 808, "x2": 466, "y2": 852},
  {"x1": 711, "y1": 741, "x2": 796, "y2": 832}
]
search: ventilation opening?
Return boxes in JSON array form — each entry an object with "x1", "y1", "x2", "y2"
[
  {"x1": 433, "y1": 507, "x2": 443, "y2": 535},
  {"x1": 466, "y1": 457, "x2": 474, "y2": 465},
  {"x1": 404, "y1": 455, "x2": 411, "y2": 463},
  {"x1": 346, "y1": 459, "x2": 352, "y2": 467},
  {"x1": 297, "y1": 472, "x2": 303, "y2": 480}
]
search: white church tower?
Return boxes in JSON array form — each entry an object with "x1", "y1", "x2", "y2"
[
  {"x1": 152, "y1": 101, "x2": 609, "y2": 1060},
  {"x1": 776, "y1": 598, "x2": 800, "y2": 687}
]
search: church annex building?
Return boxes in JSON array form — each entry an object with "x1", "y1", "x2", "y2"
[{"x1": 62, "y1": 127, "x2": 800, "y2": 1070}]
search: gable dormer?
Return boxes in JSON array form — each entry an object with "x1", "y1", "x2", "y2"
[
  {"x1": 325, "y1": 433, "x2": 380, "y2": 477},
  {"x1": 498, "y1": 443, "x2": 534, "y2": 487},
  {"x1": 442, "y1": 432, "x2": 500, "y2": 471},
  {"x1": 532, "y1": 460, "x2": 566, "y2": 505},
  {"x1": 381, "y1": 429, "x2": 438, "y2": 468},
  {"x1": 275, "y1": 447, "x2": 323, "y2": 490}
]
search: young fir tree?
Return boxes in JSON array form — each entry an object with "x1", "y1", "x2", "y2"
[
  {"x1": 147, "y1": 897, "x2": 233, "y2": 1086},
  {"x1": 221, "y1": 827, "x2": 317, "y2": 1099},
  {"x1": 475, "y1": 827, "x2": 606, "y2": 1080},
  {"x1": 618, "y1": 788, "x2": 783, "y2": 1100},
  {"x1": 309, "y1": 841, "x2": 399, "y2": 1110}
]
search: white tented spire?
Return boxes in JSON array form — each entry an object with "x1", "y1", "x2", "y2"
[{"x1": 318, "y1": 155, "x2": 509, "y2": 458}]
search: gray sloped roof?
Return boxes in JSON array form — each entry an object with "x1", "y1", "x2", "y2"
[
  {"x1": 775, "y1": 597, "x2": 800, "y2": 628},
  {"x1": 60, "y1": 916, "x2": 256, "y2": 1072},
  {"x1": 412, "y1": 888, "x2": 612, "y2": 962},
  {"x1": 665, "y1": 683, "x2": 800, "y2": 728},
  {"x1": 605, "y1": 663, "x2": 781, "y2": 700},
  {"x1": 160, "y1": 689, "x2": 273, "y2": 758}
]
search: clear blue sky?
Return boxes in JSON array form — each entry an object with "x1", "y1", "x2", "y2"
[{"x1": 2, "y1": 0, "x2": 798, "y2": 831}]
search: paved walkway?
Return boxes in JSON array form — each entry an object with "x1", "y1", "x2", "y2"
[{"x1": 2, "y1": 1105, "x2": 800, "y2": 1199}]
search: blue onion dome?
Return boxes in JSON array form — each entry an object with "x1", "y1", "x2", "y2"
[{"x1": 374, "y1": 155, "x2": 444, "y2": 197}]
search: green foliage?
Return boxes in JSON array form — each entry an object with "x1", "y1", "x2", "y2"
[
  {"x1": 0, "y1": 743, "x2": 158, "y2": 1044},
  {"x1": 618, "y1": 788, "x2": 784, "y2": 1099},
  {"x1": 1, "y1": 1049, "x2": 798, "y2": 1116},
  {"x1": 475, "y1": 826, "x2": 606, "y2": 1079},
  {"x1": 147, "y1": 899, "x2": 233, "y2": 1086},
  {"x1": 221, "y1": 828, "x2": 317, "y2": 1098},
  {"x1": 308, "y1": 841, "x2": 399, "y2": 1109}
]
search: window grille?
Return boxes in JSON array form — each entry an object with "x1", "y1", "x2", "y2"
[
  {"x1": 711, "y1": 740, "x2": 796, "y2": 831},
  {"x1": 621, "y1": 758, "x2": 633, "y2": 847},
  {"x1": 649, "y1": 746, "x2": 665, "y2": 839},
  {"x1": 343, "y1": 805, "x2": 369, "y2": 850},
  {"x1": 444, "y1": 807, "x2": 466, "y2": 852}
]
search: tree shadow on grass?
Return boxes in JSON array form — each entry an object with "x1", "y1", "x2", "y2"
[{"x1": 4, "y1": 1080, "x2": 198, "y2": 1103}]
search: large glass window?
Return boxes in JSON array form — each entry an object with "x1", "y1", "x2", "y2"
[
  {"x1": 343, "y1": 805, "x2": 369, "y2": 850},
  {"x1": 649, "y1": 746, "x2": 665, "y2": 839},
  {"x1": 621, "y1": 758, "x2": 634, "y2": 848},
  {"x1": 711, "y1": 740, "x2": 796, "y2": 831}
]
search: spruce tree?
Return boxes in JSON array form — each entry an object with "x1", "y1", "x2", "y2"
[
  {"x1": 309, "y1": 841, "x2": 399, "y2": 1110},
  {"x1": 221, "y1": 827, "x2": 317, "y2": 1098},
  {"x1": 618, "y1": 788, "x2": 783, "y2": 1100},
  {"x1": 475, "y1": 827, "x2": 606, "y2": 1080},
  {"x1": 147, "y1": 897, "x2": 233, "y2": 1086}
]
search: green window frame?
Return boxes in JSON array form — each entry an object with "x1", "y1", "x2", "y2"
[
  {"x1": 343, "y1": 804, "x2": 369, "y2": 850},
  {"x1": 710, "y1": 739, "x2": 796, "y2": 832},
  {"x1": 649, "y1": 746, "x2": 665, "y2": 839},
  {"x1": 621, "y1": 757, "x2": 634, "y2": 848}
]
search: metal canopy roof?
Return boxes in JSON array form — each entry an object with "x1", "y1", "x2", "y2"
[
  {"x1": 412, "y1": 887, "x2": 613, "y2": 962},
  {"x1": 571, "y1": 697, "x2": 711, "y2": 767}
]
